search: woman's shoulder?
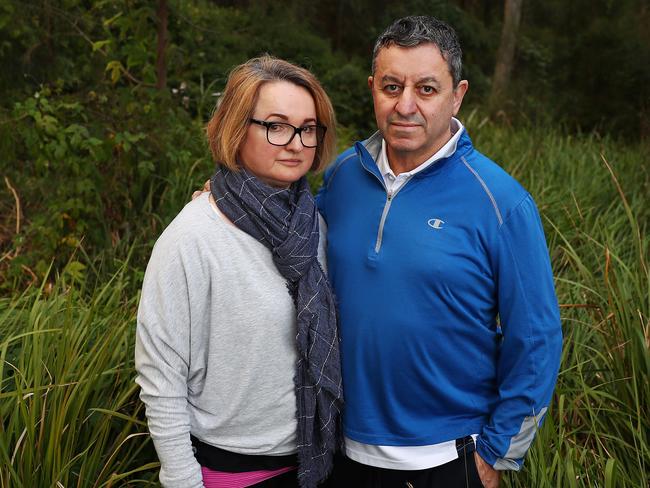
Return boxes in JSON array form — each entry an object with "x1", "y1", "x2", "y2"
[{"x1": 152, "y1": 193, "x2": 220, "y2": 254}]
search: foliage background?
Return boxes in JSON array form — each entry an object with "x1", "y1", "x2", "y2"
[{"x1": 0, "y1": 0, "x2": 648, "y2": 487}]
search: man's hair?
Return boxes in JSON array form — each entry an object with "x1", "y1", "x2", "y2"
[
  {"x1": 372, "y1": 16, "x2": 463, "y2": 87},
  {"x1": 206, "y1": 55, "x2": 336, "y2": 172}
]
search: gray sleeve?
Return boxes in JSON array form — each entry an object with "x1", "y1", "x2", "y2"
[{"x1": 135, "y1": 230, "x2": 204, "y2": 488}]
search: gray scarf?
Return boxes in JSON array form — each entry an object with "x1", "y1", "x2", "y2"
[{"x1": 211, "y1": 166, "x2": 343, "y2": 488}]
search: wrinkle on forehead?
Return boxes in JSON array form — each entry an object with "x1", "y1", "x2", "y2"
[{"x1": 374, "y1": 44, "x2": 452, "y2": 87}]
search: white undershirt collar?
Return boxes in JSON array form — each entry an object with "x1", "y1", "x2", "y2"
[{"x1": 377, "y1": 117, "x2": 464, "y2": 193}]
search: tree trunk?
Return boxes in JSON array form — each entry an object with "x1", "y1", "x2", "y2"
[
  {"x1": 156, "y1": 0, "x2": 168, "y2": 91},
  {"x1": 489, "y1": 0, "x2": 523, "y2": 114}
]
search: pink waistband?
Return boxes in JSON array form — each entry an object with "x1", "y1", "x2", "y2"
[{"x1": 201, "y1": 465, "x2": 296, "y2": 488}]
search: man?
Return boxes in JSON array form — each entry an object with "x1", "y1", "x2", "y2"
[{"x1": 316, "y1": 16, "x2": 562, "y2": 488}]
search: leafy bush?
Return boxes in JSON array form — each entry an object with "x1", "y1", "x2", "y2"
[
  {"x1": 0, "y1": 263, "x2": 158, "y2": 486},
  {"x1": 1, "y1": 85, "x2": 210, "y2": 289}
]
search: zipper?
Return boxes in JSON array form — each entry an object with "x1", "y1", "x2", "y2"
[
  {"x1": 357, "y1": 143, "x2": 414, "y2": 254},
  {"x1": 374, "y1": 189, "x2": 393, "y2": 252},
  {"x1": 373, "y1": 177, "x2": 413, "y2": 253}
]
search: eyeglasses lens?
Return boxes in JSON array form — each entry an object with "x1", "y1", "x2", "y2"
[{"x1": 266, "y1": 123, "x2": 323, "y2": 147}]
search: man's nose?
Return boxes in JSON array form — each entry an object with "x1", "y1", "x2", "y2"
[{"x1": 395, "y1": 89, "x2": 417, "y2": 116}]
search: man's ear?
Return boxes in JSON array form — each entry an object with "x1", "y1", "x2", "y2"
[
  {"x1": 453, "y1": 80, "x2": 469, "y2": 115},
  {"x1": 368, "y1": 76, "x2": 374, "y2": 90}
]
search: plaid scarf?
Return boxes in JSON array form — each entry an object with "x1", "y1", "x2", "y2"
[{"x1": 211, "y1": 166, "x2": 343, "y2": 488}]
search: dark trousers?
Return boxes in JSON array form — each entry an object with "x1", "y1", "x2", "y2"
[{"x1": 322, "y1": 437, "x2": 483, "y2": 488}]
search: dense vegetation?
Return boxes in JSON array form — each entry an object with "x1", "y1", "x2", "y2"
[{"x1": 1, "y1": 1, "x2": 648, "y2": 487}]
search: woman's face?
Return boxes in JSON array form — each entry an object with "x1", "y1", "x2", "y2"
[{"x1": 239, "y1": 80, "x2": 318, "y2": 188}]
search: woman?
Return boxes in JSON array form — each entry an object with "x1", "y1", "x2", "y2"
[{"x1": 135, "y1": 56, "x2": 342, "y2": 488}]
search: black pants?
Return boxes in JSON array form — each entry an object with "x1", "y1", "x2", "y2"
[{"x1": 322, "y1": 439, "x2": 483, "y2": 488}]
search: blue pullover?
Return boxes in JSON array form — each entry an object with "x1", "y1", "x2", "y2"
[{"x1": 316, "y1": 130, "x2": 562, "y2": 470}]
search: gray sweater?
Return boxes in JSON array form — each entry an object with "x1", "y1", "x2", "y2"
[{"x1": 135, "y1": 193, "x2": 326, "y2": 487}]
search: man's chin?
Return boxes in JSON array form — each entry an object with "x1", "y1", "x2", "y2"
[{"x1": 384, "y1": 137, "x2": 422, "y2": 153}]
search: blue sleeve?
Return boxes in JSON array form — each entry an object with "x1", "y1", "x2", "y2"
[
  {"x1": 315, "y1": 164, "x2": 335, "y2": 222},
  {"x1": 476, "y1": 194, "x2": 563, "y2": 470}
]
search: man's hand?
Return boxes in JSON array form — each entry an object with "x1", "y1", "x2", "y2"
[
  {"x1": 192, "y1": 179, "x2": 211, "y2": 200},
  {"x1": 474, "y1": 451, "x2": 501, "y2": 488}
]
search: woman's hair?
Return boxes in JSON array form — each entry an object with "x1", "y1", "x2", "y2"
[{"x1": 206, "y1": 55, "x2": 336, "y2": 172}]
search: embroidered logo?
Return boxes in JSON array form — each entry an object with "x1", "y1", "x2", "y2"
[{"x1": 427, "y1": 218, "x2": 445, "y2": 230}]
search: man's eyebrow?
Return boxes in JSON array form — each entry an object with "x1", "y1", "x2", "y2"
[
  {"x1": 380, "y1": 75, "x2": 403, "y2": 84},
  {"x1": 417, "y1": 77, "x2": 441, "y2": 88},
  {"x1": 379, "y1": 75, "x2": 441, "y2": 88}
]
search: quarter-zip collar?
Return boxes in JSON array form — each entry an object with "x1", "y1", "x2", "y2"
[
  {"x1": 378, "y1": 118, "x2": 464, "y2": 176},
  {"x1": 354, "y1": 131, "x2": 385, "y2": 186},
  {"x1": 354, "y1": 128, "x2": 475, "y2": 184},
  {"x1": 349, "y1": 128, "x2": 476, "y2": 256}
]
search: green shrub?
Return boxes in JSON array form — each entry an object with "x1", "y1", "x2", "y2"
[
  {"x1": 1, "y1": 85, "x2": 211, "y2": 290},
  {"x1": 0, "y1": 263, "x2": 158, "y2": 486}
]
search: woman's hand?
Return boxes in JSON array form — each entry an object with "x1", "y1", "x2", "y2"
[
  {"x1": 192, "y1": 179, "x2": 211, "y2": 200},
  {"x1": 474, "y1": 451, "x2": 501, "y2": 488}
]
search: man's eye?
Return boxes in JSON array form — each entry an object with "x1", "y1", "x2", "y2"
[
  {"x1": 384, "y1": 84, "x2": 400, "y2": 93},
  {"x1": 420, "y1": 86, "x2": 435, "y2": 94}
]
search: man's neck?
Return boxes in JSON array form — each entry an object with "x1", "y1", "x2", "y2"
[
  {"x1": 386, "y1": 135, "x2": 451, "y2": 175},
  {"x1": 387, "y1": 148, "x2": 438, "y2": 175}
]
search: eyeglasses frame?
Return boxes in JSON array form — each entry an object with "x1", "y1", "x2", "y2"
[{"x1": 249, "y1": 118, "x2": 326, "y2": 148}]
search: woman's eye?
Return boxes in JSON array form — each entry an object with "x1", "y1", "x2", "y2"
[
  {"x1": 268, "y1": 123, "x2": 285, "y2": 132},
  {"x1": 302, "y1": 126, "x2": 315, "y2": 134}
]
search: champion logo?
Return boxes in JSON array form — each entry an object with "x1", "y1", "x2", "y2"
[{"x1": 427, "y1": 218, "x2": 445, "y2": 230}]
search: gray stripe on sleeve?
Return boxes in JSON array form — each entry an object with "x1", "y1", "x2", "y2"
[
  {"x1": 494, "y1": 407, "x2": 547, "y2": 471},
  {"x1": 461, "y1": 156, "x2": 504, "y2": 226}
]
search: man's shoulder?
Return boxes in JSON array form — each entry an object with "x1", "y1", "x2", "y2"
[
  {"x1": 459, "y1": 148, "x2": 531, "y2": 222},
  {"x1": 337, "y1": 144, "x2": 359, "y2": 162},
  {"x1": 320, "y1": 145, "x2": 365, "y2": 196},
  {"x1": 323, "y1": 145, "x2": 358, "y2": 179}
]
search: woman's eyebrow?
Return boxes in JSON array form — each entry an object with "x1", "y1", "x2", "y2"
[
  {"x1": 263, "y1": 114, "x2": 317, "y2": 124},
  {"x1": 264, "y1": 113, "x2": 289, "y2": 120}
]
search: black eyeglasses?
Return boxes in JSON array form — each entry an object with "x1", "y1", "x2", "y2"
[{"x1": 250, "y1": 119, "x2": 326, "y2": 148}]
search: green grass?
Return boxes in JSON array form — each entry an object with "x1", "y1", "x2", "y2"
[
  {"x1": 1, "y1": 121, "x2": 648, "y2": 486},
  {"x1": 468, "y1": 118, "x2": 649, "y2": 487},
  {"x1": 0, "y1": 264, "x2": 159, "y2": 486}
]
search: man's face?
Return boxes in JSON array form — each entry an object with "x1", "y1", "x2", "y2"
[{"x1": 369, "y1": 43, "x2": 468, "y2": 170}]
